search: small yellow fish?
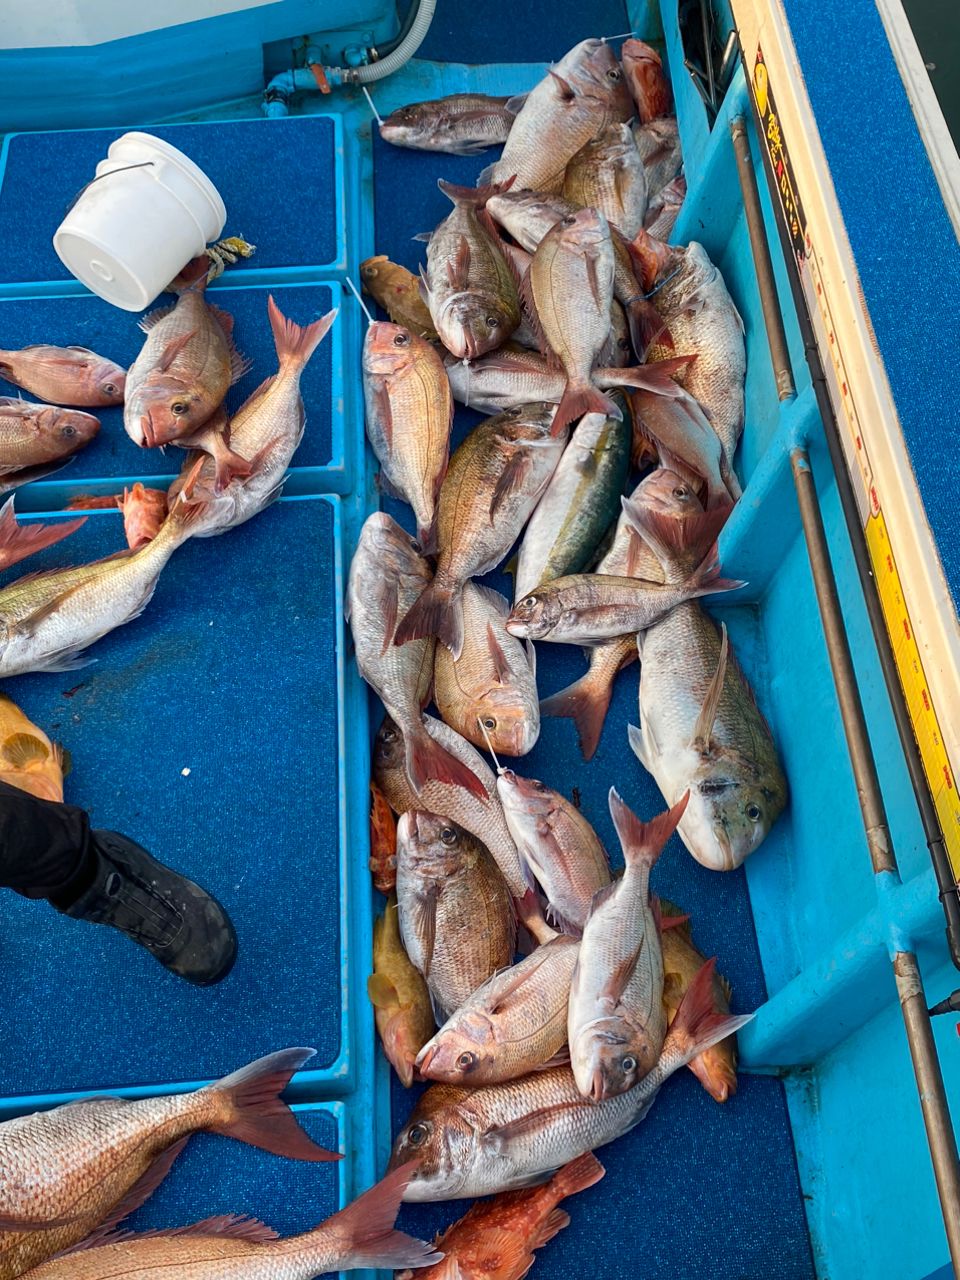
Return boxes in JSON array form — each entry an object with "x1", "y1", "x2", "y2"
[
  {"x1": 0, "y1": 694, "x2": 68, "y2": 802},
  {"x1": 360, "y1": 255, "x2": 438, "y2": 341},
  {"x1": 369, "y1": 895, "x2": 435, "y2": 1087}
]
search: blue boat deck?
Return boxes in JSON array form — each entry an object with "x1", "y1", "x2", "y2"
[{"x1": 0, "y1": 0, "x2": 957, "y2": 1277}]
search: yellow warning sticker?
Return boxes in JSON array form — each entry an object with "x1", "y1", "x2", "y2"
[{"x1": 865, "y1": 512, "x2": 960, "y2": 878}]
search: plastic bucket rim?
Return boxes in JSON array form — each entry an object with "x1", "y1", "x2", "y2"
[{"x1": 105, "y1": 130, "x2": 227, "y2": 233}]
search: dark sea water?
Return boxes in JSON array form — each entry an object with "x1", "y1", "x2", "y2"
[{"x1": 903, "y1": 0, "x2": 960, "y2": 148}]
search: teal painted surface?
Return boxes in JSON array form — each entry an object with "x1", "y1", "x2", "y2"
[{"x1": 0, "y1": 0, "x2": 957, "y2": 1275}]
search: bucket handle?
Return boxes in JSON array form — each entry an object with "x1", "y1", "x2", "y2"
[{"x1": 65, "y1": 161, "x2": 156, "y2": 215}]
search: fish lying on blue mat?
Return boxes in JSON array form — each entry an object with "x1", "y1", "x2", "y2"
[
  {"x1": 0, "y1": 1048, "x2": 338, "y2": 1279},
  {"x1": 380, "y1": 92, "x2": 524, "y2": 155},
  {"x1": 19, "y1": 1163, "x2": 440, "y2": 1279},
  {"x1": 0, "y1": 344, "x2": 125, "y2": 408}
]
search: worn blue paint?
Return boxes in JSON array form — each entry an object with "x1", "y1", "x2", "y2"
[{"x1": 0, "y1": 0, "x2": 957, "y2": 1277}]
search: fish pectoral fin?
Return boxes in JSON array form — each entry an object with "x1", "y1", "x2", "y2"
[
  {"x1": 690, "y1": 622, "x2": 729, "y2": 753},
  {"x1": 367, "y1": 972, "x2": 401, "y2": 1010},
  {"x1": 485, "y1": 620, "x2": 512, "y2": 683},
  {"x1": 486, "y1": 947, "x2": 557, "y2": 1014},
  {"x1": 410, "y1": 888, "x2": 439, "y2": 979},
  {"x1": 378, "y1": 576, "x2": 400, "y2": 656},
  {"x1": 489, "y1": 450, "x2": 531, "y2": 520},
  {"x1": 627, "y1": 721, "x2": 653, "y2": 769},
  {"x1": 505, "y1": 91, "x2": 528, "y2": 115},
  {"x1": 0, "y1": 1211, "x2": 85, "y2": 1231},
  {"x1": 8, "y1": 580, "x2": 89, "y2": 638},
  {"x1": 663, "y1": 969, "x2": 686, "y2": 1005},
  {"x1": 446, "y1": 236, "x2": 472, "y2": 291},
  {"x1": 155, "y1": 329, "x2": 198, "y2": 374},
  {"x1": 531, "y1": 1045, "x2": 572, "y2": 1071},
  {"x1": 65, "y1": 1136, "x2": 192, "y2": 1249},
  {"x1": 549, "y1": 70, "x2": 577, "y2": 101},
  {"x1": 371, "y1": 380, "x2": 395, "y2": 452},
  {"x1": 418, "y1": 263, "x2": 432, "y2": 306},
  {"x1": 598, "y1": 939, "x2": 644, "y2": 1008},
  {"x1": 1, "y1": 731, "x2": 49, "y2": 768},
  {"x1": 482, "y1": 1100, "x2": 587, "y2": 1156},
  {"x1": 583, "y1": 245, "x2": 605, "y2": 313}
]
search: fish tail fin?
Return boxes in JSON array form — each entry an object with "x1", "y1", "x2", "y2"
[
  {"x1": 550, "y1": 1151, "x2": 606, "y2": 1200},
  {"x1": 438, "y1": 174, "x2": 516, "y2": 207},
  {"x1": 688, "y1": 1043, "x2": 739, "y2": 1103},
  {"x1": 393, "y1": 578, "x2": 464, "y2": 658},
  {"x1": 268, "y1": 295, "x2": 338, "y2": 371},
  {"x1": 663, "y1": 958, "x2": 753, "y2": 1070},
  {"x1": 540, "y1": 668, "x2": 615, "y2": 762},
  {"x1": 406, "y1": 721, "x2": 487, "y2": 801},
  {"x1": 311, "y1": 1163, "x2": 442, "y2": 1271},
  {"x1": 553, "y1": 380, "x2": 621, "y2": 436},
  {"x1": 0, "y1": 499, "x2": 86, "y2": 570},
  {"x1": 599, "y1": 354, "x2": 695, "y2": 397},
  {"x1": 689, "y1": 542, "x2": 746, "y2": 598},
  {"x1": 621, "y1": 499, "x2": 730, "y2": 570},
  {"x1": 608, "y1": 787, "x2": 689, "y2": 872},
  {"x1": 207, "y1": 1047, "x2": 341, "y2": 1161}
]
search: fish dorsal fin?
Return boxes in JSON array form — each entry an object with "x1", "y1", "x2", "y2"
[
  {"x1": 486, "y1": 620, "x2": 512, "y2": 683},
  {"x1": 418, "y1": 262, "x2": 432, "y2": 305},
  {"x1": 1, "y1": 732, "x2": 49, "y2": 768},
  {"x1": 470, "y1": 582, "x2": 510, "y2": 618},
  {"x1": 208, "y1": 304, "x2": 235, "y2": 337},
  {"x1": 367, "y1": 972, "x2": 401, "y2": 1011},
  {"x1": 691, "y1": 623, "x2": 729, "y2": 752},
  {"x1": 138, "y1": 303, "x2": 175, "y2": 332},
  {"x1": 92, "y1": 1215, "x2": 278, "y2": 1248},
  {"x1": 446, "y1": 236, "x2": 472, "y2": 290}
]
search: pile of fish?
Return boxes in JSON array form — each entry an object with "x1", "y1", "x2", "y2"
[
  {"x1": 352, "y1": 31, "x2": 790, "y2": 1270},
  {"x1": 0, "y1": 262, "x2": 338, "y2": 677}
]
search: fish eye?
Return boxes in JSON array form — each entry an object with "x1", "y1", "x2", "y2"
[
  {"x1": 171, "y1": 401, "x2": 189, "y2": 415},
  {"x1": 506, "y1": 407, "x2": 523, "y2": 419},
  {"x1": 482, "y1": 716, "x2": 497, "y2": 730},
  {"x1": 607, "y1": 67, "x2": 622, "y2": 81},
  {"x1": 621, "y1": 1054, "x2": 637, "y2": 1072},
  {"x1": 457, "y1": 1051, "x2": 477, "y2": 1070},
  {"x1": 561, "y1": 214, "x2": 578, "y2": 227},
  {"x1": 102, "y1": 382, "x2": 119, "y2": 396},
  {"x1": 60, "y1": 424, "x2": 77, "y2": 438},
  {"x1": 380, "y1": 724, "x2": 398, "y2": 743},
  {"x1": 485, "y1": 314, "x2": 499, "y2": 327},
  {"x1": 672, "y1": 485, "x2": 688, "y2": 498},
  {"x1": 393, "y1": 332, "x2": 411, "y2": 347},
  {"x1": 440, "y1": 827, "x2": 458, "y2": 846},
  {"x1": 746, "y1": 802, "x2": 762, "y2": 822},
  {"x1": 522, "y1": 595, "x2": 537, "y2": 609},
  {"x1": 532, "y1": 780, "x2": 546, "y2": 793},
  {"x1": 406, "y1": 1122, "x2": 429, "y2": 1146}
]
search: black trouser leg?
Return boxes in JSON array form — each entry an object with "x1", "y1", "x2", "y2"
[{"x1": 0, "y1": 778, "x2": 98, "y2": 906}]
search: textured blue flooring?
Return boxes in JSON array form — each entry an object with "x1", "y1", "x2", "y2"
[
  {"x1": 414, "y1": 0, "x2": 632, "y2": 63},
  {"x1": 782, "y1": 0, "x2": 960, "y2": 611},
  {"x1": 0, "y1": 283, "x2": 337, "y2": 481},
  {"x1": 372, "y1": 51, "x2": 815, "y2": 1280},
  {"x1": 0, "y1": 118, "x2": 340, "y2": 285},
  {"x1": 0, "y1": 499, "x2": 341, "y2": 1098}
]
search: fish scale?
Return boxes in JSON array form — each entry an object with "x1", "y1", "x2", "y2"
[
  {"x1": 0, "y1": 400, "x2": 100, "y2": 473},
  {"x1": 563, "y1": 123, "x2": 649, "y2": 239}
]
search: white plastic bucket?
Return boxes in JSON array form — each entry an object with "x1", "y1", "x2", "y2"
[{"x1": 53, "y1": 132, "x2": 227, "y2": 313}]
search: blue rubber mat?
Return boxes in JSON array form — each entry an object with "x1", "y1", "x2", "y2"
[
  {"x1": 372, "y1": 96, "x2": 816, "y2": 1280},
  {"x1": 0, "y1": 498, "x2": 342, "y2": 1100},
  {"x1": 413, "y1": 0, "x2": 630, "y2": 63},
  {"x1": 0, "y1": 283, "x2": 338, "y2": 482},
  {"x1": 0, "y1": 117, "x2": 341, "y2": 286},
  {"x1": 782, "y1": 0, "x2": 960, "y2": 611},
  {"x1": 125, "y1": 1107, "x2": 341, "y2": 1239}
]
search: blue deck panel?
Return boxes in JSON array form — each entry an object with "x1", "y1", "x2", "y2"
[
  {"x1": 0, "y1": 283, "x2": 341, "y2": 485},
  {"x1": 782, "y1": 0, "x2": 960, "y2": 611},
  {"x1": 0, "y1": 117, "x2": 343, "y2": 286},
  {"x1": 0, "y1": 498, "x2": 344, "y2": 1102}
]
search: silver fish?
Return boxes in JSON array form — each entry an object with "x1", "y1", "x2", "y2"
[
  {"x1": 632, "y1": 116, "x2": 683, "y2": 201},
  {"x1": 380, "y1": 92, "x2": 523, "y2": 154}
]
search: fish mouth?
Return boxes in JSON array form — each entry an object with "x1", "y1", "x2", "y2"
[
  {"x1": 415, "y1": 1043, "x2": 438, "y2": 1077},
  {"x1": 588, "y1": 1067, "x2": 609, "y2": 1102}
]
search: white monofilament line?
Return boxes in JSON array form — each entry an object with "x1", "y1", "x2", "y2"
[
  {"x1": 362, "y1": 85, "x2": 384, "y2": 126},
  {"x1": 344, "y1": 274, "x2": 375, "y2": 325},
  {"x1": 602, "y1": 30, "x2": 638, "y2": 41},
  {"x1": 477, "y1": 715, "x2": 506, "y2": 775}
]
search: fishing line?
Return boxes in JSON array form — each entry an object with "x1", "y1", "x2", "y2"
[
  {"x1": 344, "y1": 275, "x2": 375, "y2": 325},
  {"x1": 361, "y1": 85, "x2": 385, "y2": 127},
  {"x1": 601, "y1": 30, "x2": 638, "y2": 42},
  {"x1": 643, "y1": 263, "x2": 683, "y2": 299},
  {"x1": 477, "y1": 715, "x2": 505, "y2": 775}
]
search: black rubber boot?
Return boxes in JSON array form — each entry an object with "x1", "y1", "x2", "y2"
[{"x1": 61, "y1": 830, "x2": 237, "y2": 986}]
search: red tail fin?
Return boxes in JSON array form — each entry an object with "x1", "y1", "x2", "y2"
[
  {"x1": 549, "y1": 1151, "x2": 606, "y2": 1199},
  {"x1": 540, "y1": 667, "x2": 618, "y2": 761},
  {"x1": 553, "y1": 380, "x2": 621, "y2": 436},
  {"x1": 598, "y1": 354, "x2": 695, "y2": 399},
  {"x1": 406, "y1": 723, "x2": 487, "y2": 801},
  {"x1": 689, "y1": 543, "x2": 746, "y2": 598},
  {"x1": 0, "y1": 500, "x2": 86, "y2": 572},
  {"x1": 625, "y1": 298, "x2": 672, "y2": 358},
  {"x1": 608, "y1": 787, "x2": 689, "y2": 871},
  {"x1": 207, "y1": 1047, "x2": 341, "y2": 1161},
  {"x1": 394, "y1": 579, "x2": 465, "y2": 659},
  {"x1": 664, "y1": 958, "x2": 753, "y2": 1067},
  {"x1": 311, "y1": 1162, "x2": 442, "y2": 1271},
  {"x1": 438, "y1": 174, "x2": 516, "y2": 207},
  {"x1": 268, "y1": 296, "x2": 338, "y2": 370}
]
